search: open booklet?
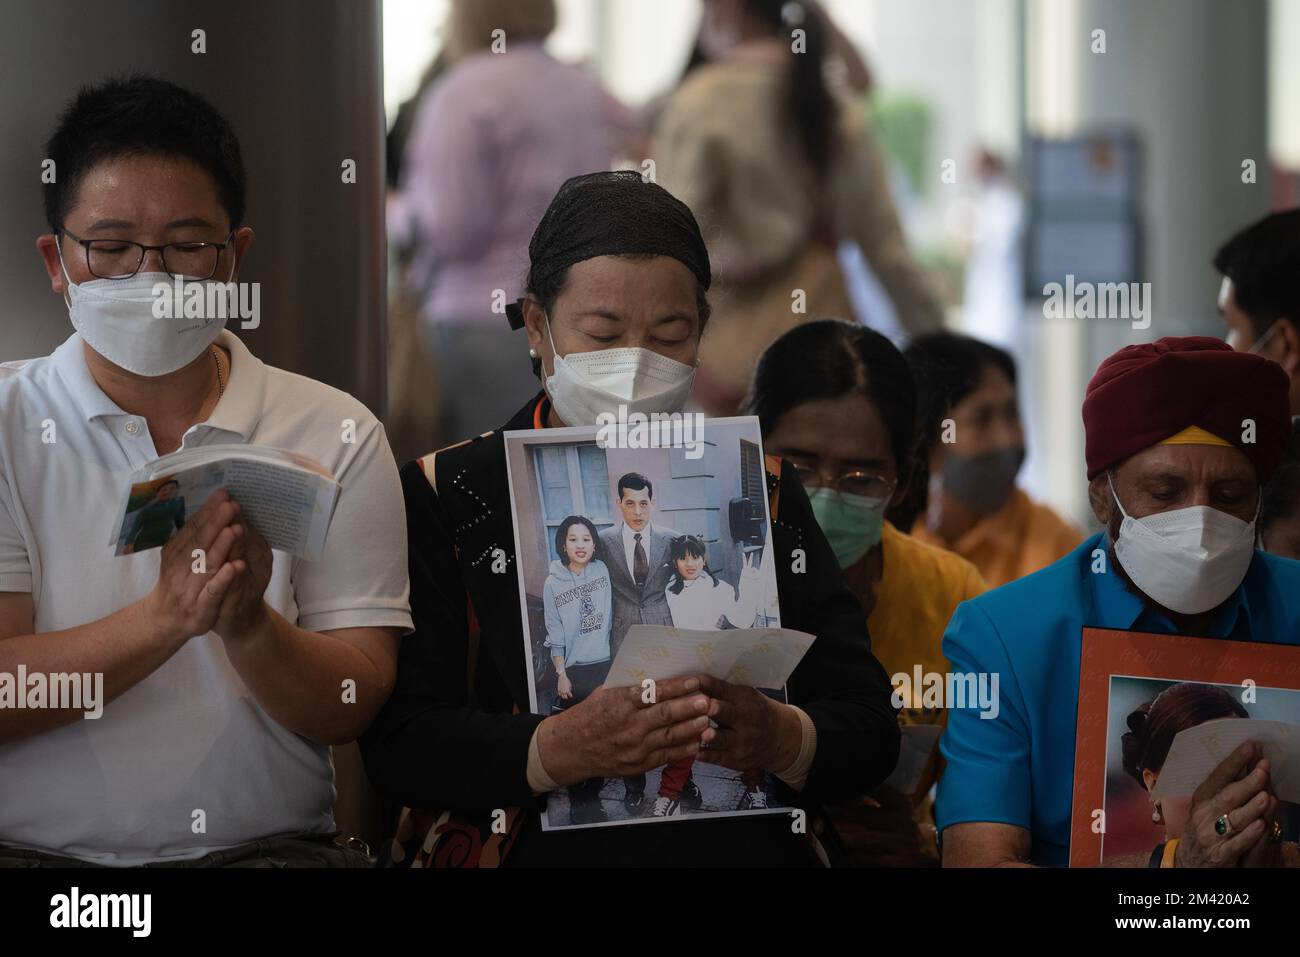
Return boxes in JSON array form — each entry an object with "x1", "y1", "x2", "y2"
[{"x1": 108, "y1": 445, "x2": 340, "y2": 561}]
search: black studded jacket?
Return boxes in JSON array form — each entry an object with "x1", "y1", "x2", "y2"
[{"x1": 360, "y1": 393, "x2": 900, "y2": 865}]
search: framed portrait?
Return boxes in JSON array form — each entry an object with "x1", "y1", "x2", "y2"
[{"x1": 1069, "y1": 627, "x2": 1300, "y2": 866}]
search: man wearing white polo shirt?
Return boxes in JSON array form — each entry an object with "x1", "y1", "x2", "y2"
[{"x1": 0, "y1": 75, "x2": 412, "y2": 866}]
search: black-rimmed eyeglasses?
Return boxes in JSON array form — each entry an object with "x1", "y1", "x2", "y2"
[{"x1": 59, "y1": 227, "x2": 235, "y2": 280}]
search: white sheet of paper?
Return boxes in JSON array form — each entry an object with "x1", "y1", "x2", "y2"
[
  {"x1": 606, "y1": 625, "x2": 815, "y2": 689},
  {"x1": 1153, "y1": 718, "x2": 1300, "y2": 803},
  {"x1": 883, "y1": 723, "x2": 943, "y2": 796}
]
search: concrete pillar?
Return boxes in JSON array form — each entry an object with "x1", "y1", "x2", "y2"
[{"x1": 1020, "y1": 0, "x2": 1270, "y2": 525}]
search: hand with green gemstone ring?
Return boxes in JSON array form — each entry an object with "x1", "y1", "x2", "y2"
[{"x1": 1173, "y1": 741, "x2": 1276, "y2": 868}]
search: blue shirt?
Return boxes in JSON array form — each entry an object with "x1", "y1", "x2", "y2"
[{"x1": 935, "y1": 531, "x2": 1300, "y2": 866}]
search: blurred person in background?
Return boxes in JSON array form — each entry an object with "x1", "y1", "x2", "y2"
[
  {"x1": 1216, "y1": 208, "x2": 1300, "y2": 418},
  {"x1": 654, "y1": 0, "x2": 945, "y2": 416},
  {"x1": 904, "y1": 332, "x2": 1082, "y2": 588},
  {"x1": 641, "y1": 0, "x2": 874, "y2": 132},
  {"x1": 748, "y1": 319, "x2": 985, "y2": 863},
  {"x1": 382, "y1": 12, "x2": 459, "y2": 465},
  {"x1": 390, "y1": 0, "x2": 638, "y2": 446},
  {"x1": 960, "y1": 148, "x2": 1024, "y2": 351},
  {"x1": 1219, "y1": 213, "x2": 1300, "y2": 562},
  {"x1": 1259, "y1": 421, "x2": 1300, "y2": 560}
]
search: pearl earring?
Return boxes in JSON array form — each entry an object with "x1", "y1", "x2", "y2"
[
  {"x1": 1152, "y1": 801, "x2": 1163, "y2": 824},
  {"x1": 529, "y1": 348, "x2": 538, "y2": 358}
]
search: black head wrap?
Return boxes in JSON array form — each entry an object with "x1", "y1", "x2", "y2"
[{"x1": 505, "y1": 170, "x2": 711, "y2": 329}]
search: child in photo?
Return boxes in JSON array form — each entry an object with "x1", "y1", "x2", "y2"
[
  {"x1": 665, "y1": 534, "x2": 763, "y2": 630},
  {"x1": 650, "y1": 534, "x2": 768, "y2": 817},
  {"x1": 543, "y1": 515, "x2": 614, "y2": 824}
]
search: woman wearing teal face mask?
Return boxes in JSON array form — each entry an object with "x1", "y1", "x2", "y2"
[{"x1": 746, "y1": 319, "x2": 986, "y2": 862}]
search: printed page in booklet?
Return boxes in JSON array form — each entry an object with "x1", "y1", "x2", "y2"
[{"x1": 109, "y1": 445, "x2": 340, "y2": 560}]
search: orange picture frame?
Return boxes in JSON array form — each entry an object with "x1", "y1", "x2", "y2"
[{"x1": 1069, "y1": 627, "x2": 1300, "y2": 867}]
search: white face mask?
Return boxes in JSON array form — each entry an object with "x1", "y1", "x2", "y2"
[
  {"x1": 542, "y1": 315, "x2": 697, "y2": 427},
  {"x1": 1108, "y1": 473, "x2": 1257, "y2": 615},
  {"x1": 58, "y1": 244, "x2": 233, "y2": 377}
]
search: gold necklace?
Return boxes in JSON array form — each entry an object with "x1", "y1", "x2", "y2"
[{"x1": 211, "y1": 345, "x2": 225, "y2": 398}]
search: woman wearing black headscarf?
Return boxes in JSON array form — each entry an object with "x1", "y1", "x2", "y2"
[{"x1": 361, "y1": 171, "x2": 899, "y2": 867}]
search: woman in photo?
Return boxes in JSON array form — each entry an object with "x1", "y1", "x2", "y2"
[
  {"x1": 1120, "y1": 682, "x2": 1298, "y2": 865},
  {"x1": 1122, "y1": 683, "x2": 1249, "y2": 847},
  {"x1": 542, "y1": 514, "x2": 615, "y2": 825},
  {"x1": 544, "y1": 515, "x2": 613, "y2": 708},
  {"x1": 650, "y1": 535, "x2": 766, "y2": 817}
]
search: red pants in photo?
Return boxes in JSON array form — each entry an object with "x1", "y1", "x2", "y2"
[{"x1": 658, "y1": 758, "x2": 764, "y2": 799}]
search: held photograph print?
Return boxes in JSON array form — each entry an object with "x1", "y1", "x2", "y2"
[
  {"x1": 1069, "y1": 628, "x2": 1300, "y2": 866},
  {"x1": 503, "y1": 416, "x2": 790, "y2": 831}
]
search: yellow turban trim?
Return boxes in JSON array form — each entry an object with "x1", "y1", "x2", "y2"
[{"x1": 1158, "y1": 425, "x2": 1233, "y2": 448}]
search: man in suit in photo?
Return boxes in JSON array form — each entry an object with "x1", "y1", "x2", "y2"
[
  {"x1": 599, "y1": 472, "x2": 675, "y2": 655},
  {"x1": 598, "y1": 471, "x2": 694, "y2": 812}
]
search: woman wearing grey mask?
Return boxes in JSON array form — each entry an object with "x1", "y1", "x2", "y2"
[{"x1": 900, "y1": 332, "x2": 1083, "y2": 588}]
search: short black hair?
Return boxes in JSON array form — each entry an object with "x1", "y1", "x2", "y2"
[
  {"x1": 746, "y1": 319, "x2": 917, "y2": 474},
  {"x1": 43, "y1": 74, "x2": 247, "y2": 233},
  {"x1": 904, "y1": 332, "x2": 1017, "y2": 449},
  {"x1": 895, "y1": 332, "x2": 1018, "y2": 530},
  {"x1": 1262, "y1": 420, "x2": 1300, "y2": 534},
  {"x1": 666, "y1": 534, "x2": 716, "y2": 593},
  {"x1": 554, "y1": 515, "x2": 601, "y2": 564},
  {"x1": 1213, "y1": 209, "x2": 1300, "y2": 339},
  {"x1": 616, "y1": 472, "x2": 653, "y2": 501}
]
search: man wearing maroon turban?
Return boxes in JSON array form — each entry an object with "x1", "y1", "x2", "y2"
[{"x1": 935, "y1": 337, "x2": 1300, "y2": 868}]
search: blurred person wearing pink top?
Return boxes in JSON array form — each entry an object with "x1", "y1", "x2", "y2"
[{"x1": 391, "y1": 0, "x2": 638, "y2": 443}]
